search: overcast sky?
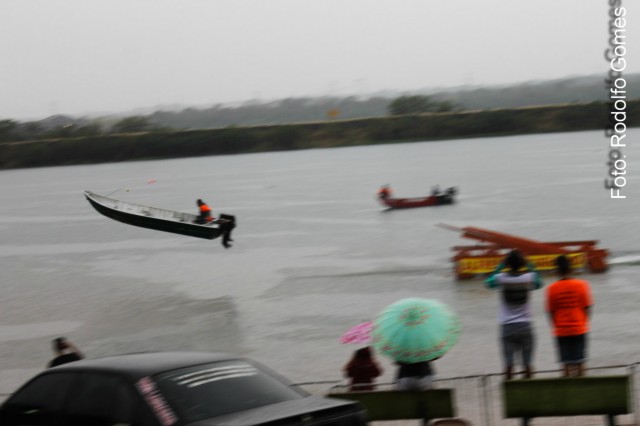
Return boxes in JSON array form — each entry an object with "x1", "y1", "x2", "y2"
[{"x1": 2, "y1": 0, "x2": 638, "y2": 120}]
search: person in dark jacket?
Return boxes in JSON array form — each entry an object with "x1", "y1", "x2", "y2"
[
  {"x1": 395, "y1": 360, "x2": 435, "y2": 390},
  {"x1": 48, "y1": 337, "x2": 84, "y2": 368},
  {"x1": 343, "y1": 347, "x2": 383, "y2": 391}
]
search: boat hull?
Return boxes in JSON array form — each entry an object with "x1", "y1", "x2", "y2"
[
  {"x1": 84, "y1": 191, "x2": 231, "y2": 240},
  {"x1": 379, "y1": 190, "x2": 456, "y2": 209}
]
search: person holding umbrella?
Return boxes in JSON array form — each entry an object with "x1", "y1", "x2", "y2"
[
  {"x1": 371, "y1": 298, "x2": 461, "y2": 391},
  {"x1": 484, "y1": 250, "x2": 542, "y2": 380},
  {"x1": 395, "y1": 359, "x2": 437, "y2": 391}
]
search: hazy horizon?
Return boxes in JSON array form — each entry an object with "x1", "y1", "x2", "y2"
[
  {"x1": 19, "y1": 72, "x2": 620, "y2": 122},
  {"x1": 2, "y1": 1, "x2": 638, "y2": 121}
]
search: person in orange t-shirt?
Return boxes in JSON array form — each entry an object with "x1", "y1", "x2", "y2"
[{"x1": 545, "y1": 255, "x2": 593, "y2": 377}]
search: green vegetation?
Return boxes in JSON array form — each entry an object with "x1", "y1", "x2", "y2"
[
  {"x1": 111, "y1": 116, "x2": 154, "y2": 134},
  {"x1": 388, "y1": 95, "x2": 457, "y2": 115},
  {"x1": 143, "y1": 74, "x2": 640, "y2": 129},
  {"x1": 1, "y1": 100, "x2": 637, "y2": 170},
  {"x1": 0, "y1": 116, "x2": 167, "y2": 143},
  {"x1": 3, "y1": 74, "x2": 639, "y2": 139}
]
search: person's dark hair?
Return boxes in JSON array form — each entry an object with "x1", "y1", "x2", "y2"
[
  {"x1": 53, "y1": 337, "x2": 67, "y2": 352},
  {"x1": 354, "y1": 347, "x2": 372, "y2": 360},
  {"x1": 504, "y1": 250, "x2": 526, "y2": 272},
  {"x1": 556, "y1": 255, "x2": 571, "y2": 276}
]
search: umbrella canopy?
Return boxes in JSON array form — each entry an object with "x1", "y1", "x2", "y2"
[
  {"x1": 372, "y1": 298, "x2": 461, "y2": 363},
  {"x1": 340, "y1": 321, "x2": 373, "y2": 344}
]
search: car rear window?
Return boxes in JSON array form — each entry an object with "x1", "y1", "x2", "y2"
[
  {"x1": 6, "y1": 372, "x2": 76, "y2": 413},
  {"x1": 154, "y1": 360, "x2": 304, "y2": 422}
]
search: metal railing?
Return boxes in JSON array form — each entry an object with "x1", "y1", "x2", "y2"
[{"x1": 295, "y1": 363, "x2": 639, "y2": 426}]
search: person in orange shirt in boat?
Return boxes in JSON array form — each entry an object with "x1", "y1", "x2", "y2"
[
  {"x1": 546, "y1": 255, "x2": 593, "y2": 377},
  {"x1": 196, "y1": 199, "x2": 213, "y2": 223},
  {"x1": 377, "y1": 185, "x2": 392, "y2": 199},
  {"x1": 196, "y1": 199, "x2": 236, "y2": 249}
]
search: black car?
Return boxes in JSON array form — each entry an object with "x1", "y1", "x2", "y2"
[{"x1": 0, "y1": 352, "x2": 366, "y2": 426}]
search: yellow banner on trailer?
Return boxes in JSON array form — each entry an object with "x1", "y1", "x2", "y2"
[{"x1": 457, "y1": 253, "x2": 587, "y2": 275}]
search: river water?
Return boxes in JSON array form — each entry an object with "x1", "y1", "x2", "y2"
[{"x1": 0, "y1": 129, "x2": 639, "y2": 396}]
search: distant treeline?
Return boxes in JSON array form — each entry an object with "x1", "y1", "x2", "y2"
[
  {"x1": 1, "y1": 101, "x2": 637, "y2": 170},
  {"x1": 147, "y1": 74, "x2": 640, "y2": 129},
  {"x1": 2, "y1": 74, "x2": 639, "y2": 137}
]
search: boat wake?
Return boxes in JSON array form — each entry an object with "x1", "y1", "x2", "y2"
[{"x1": 608, "y1": 254, "x2": 640, "y2": 265}]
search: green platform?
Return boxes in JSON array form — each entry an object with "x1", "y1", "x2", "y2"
[
  {"x1": 327, "y1": 389, "x2": 455, "y2": 422},
  {"x1": 503, "y1": 375, "x2": 630, "y2": 421}
]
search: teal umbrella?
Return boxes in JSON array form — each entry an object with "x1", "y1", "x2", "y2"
[{"x1": 372, "y1": 298, "x2": 461, "y2": 363}]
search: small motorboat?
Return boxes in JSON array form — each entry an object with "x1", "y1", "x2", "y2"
[
  {"x1": 84, "y1": 190, "x2": 235, "y2": 241},
  {"x1": 378, "y1": 187, "x2": 457, "y2": 209}
]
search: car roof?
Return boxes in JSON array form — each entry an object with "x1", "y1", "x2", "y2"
[{"x1": 45, "y1": 351, "x2": 243, "y2": 380}]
